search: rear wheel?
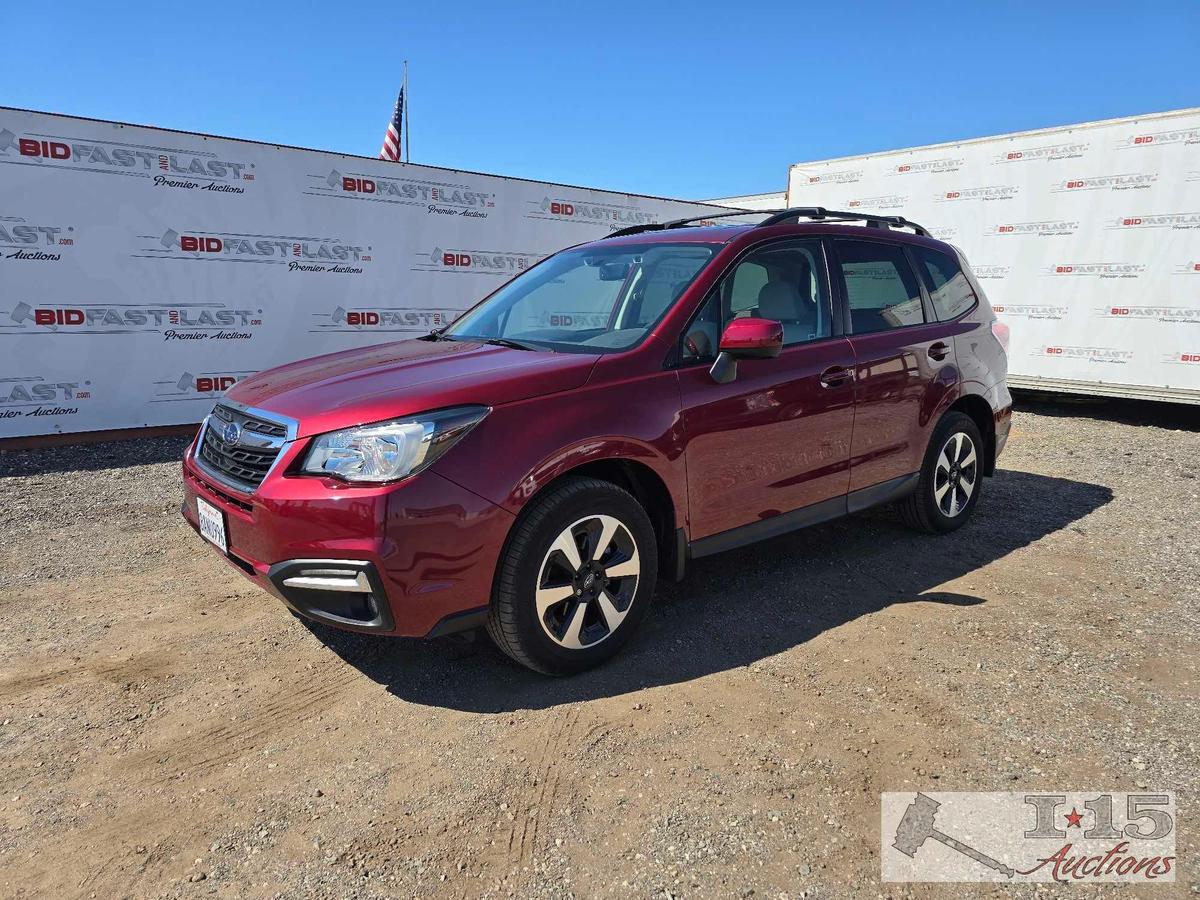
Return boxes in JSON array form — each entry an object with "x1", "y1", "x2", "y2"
[
  {"x1": 899, "y1": 411, "x2": 984, "y2": 534},
  {"x1": 486, "y1": 477, "x2": 658, "y2": 675}
]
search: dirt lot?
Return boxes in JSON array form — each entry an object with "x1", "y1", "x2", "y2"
[{"x1": 1, "y1": 398, "x2": 1197, "y2": 899}]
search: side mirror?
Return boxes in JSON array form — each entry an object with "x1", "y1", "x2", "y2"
[{"x1": 710, "y1": 317, "x2": 783, "y2": 384}]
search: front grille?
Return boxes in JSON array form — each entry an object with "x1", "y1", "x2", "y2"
[
  {"x1": 212, "y1": 403, "x2": 286, "y2": 437},
  {"x1": 197, "y1": 404, "x2": 288, "y2": 491}
]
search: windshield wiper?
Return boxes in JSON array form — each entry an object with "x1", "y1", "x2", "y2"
[
  {"x1": 481, "y1": 337, "x2": 546, "y2": 352},
  {"x1": 421, "y1": 327, "x2": 450, "y2": 341}
]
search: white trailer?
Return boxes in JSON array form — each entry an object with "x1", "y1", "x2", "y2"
[
  {"x1": 787, "y1": 108, "x2": 1200, "y2": 404},
  {"x1": 704, "y1": 191, "x2": 787, "y2": 211},
  {"x1": 0, "y1": 108, "x2": 730, "y2": 440}
]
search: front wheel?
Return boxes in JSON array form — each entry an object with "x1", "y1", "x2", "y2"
[
  {"x1": 486, "y1": 477, "x2": 658, "y2": 675},
  {"x1": 898, "y1": 411, "x2": 984, "y2": 533}
]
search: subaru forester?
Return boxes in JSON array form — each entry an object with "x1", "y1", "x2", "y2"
[{"x1": 181, "y1": 207, "x2": 1012, "y2": 674}]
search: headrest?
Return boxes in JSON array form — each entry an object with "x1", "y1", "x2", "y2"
[
  {"x1": 757, "y1": 281, "x2": 803, "y2": 321},
  {"x1": 640, "y1": 280, "x2": 684, "y2": 323}
]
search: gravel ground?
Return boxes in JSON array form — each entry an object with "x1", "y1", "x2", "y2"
[{"x1": 0, "y1": 397, "x2": 1197, "y2": 899}]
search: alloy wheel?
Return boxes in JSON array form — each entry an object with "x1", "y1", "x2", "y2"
[
  {"x1": 933, "y1": 431, "x2": 978, "y2": 518},
  {"x1": 535, "y1": 514, "x2": 640, "y2": 650}
]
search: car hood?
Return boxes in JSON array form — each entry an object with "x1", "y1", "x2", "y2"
[{"x1": 224, "y1": 338, "x2": 598, "y2": 438}]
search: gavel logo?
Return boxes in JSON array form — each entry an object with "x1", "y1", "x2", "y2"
[{"x1": 892, "y1": 793, "x2": 1015, "y2": 878}]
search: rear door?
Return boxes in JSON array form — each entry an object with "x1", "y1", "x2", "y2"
[
  {"x1": 829, "y1": 237, "x2": 959, "y2": 495},
  {"x1": 676, "y1": 237, "x2": 856, "y2": 541}
]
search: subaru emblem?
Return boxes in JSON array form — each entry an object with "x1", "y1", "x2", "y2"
[{"x1": 222, "y1": 420, "x2": 241, "y2": 445}]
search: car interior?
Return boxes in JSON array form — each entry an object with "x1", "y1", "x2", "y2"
[{"x1": 683, "y1": 243, "x2": 829, "y2": 361}]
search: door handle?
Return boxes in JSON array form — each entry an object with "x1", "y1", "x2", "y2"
[
  {"x1": 928, "y1": 341, "x2": 951, "y2": 361},
  {"x1": 819, "y1": 365, "x2": 853, "y2": 388}
]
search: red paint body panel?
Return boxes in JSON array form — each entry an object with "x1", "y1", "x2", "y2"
[
  {"x1": 435, "y1": 358, "x2": 688, "y2": 524},
  {"x1": 182, "y1": 452, "x2": 513, "y2": 637},
  {"x1": 677, "y1": 337, "x2": 856, "y2": 539},
  {"x1": 845, "y1": 321, "x2": 961, "y2": 492},
  {"x1": 179, "y1": 220, "x2": 1013, "y2": 639},
  {"x1": 718, "y1": 317, "x2": 784, "y2": 356},
  {"x1": 226, "y1": 338, "x2": 598, "y2": 439}
]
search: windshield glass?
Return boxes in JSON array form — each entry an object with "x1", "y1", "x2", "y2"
[{"x1": 443, "y1": 243, "x2": 717, "y2": 352}]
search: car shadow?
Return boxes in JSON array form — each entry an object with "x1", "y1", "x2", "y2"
[
  {"x1": 306, "y1": 470, "x2": 1112, "y2": 712},
  {"x1": 1013, "y1": 391, "x2": 1200, "y2": 432}
]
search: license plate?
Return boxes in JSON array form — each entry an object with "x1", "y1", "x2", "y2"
[{"x1": 196, "y1": 497, "x2": 228, "y2": 553}]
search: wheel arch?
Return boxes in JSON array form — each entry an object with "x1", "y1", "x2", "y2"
[
  {"x1": 500, "y1": 451, "x2": 685, "y2": 592},
  {"x1": 947, "y1": 392, "x2": 996, "y2": 476},
  {"x1": 563, "y1": 458, "x2": 681, "y2": 580}
]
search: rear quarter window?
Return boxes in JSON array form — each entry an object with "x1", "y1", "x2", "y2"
[{"x1": 913, "y1": 246, "x2": 977, "y2": 320}]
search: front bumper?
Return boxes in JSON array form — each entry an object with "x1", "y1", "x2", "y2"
[{"x1": 181, "y1": 441, "x2": 513, "y2": 637}]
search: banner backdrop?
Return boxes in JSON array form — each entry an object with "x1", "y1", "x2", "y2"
[
  {"x1": 0, "y1": 108, "x2": 727, "y2": 438},
  {"x1": 788, "y1": 108, "x2": 1200, "y2": 402}
]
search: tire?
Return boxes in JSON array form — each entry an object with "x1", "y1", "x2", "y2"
[
  {"x1": 898, "y1": 411, "x2": 985, "y2": 534},
  {"x1": 486, "y1": 476, "x2": 658, "y2": 675}
]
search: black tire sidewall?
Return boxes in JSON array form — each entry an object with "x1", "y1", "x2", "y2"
[
  {"x1": 499, "y1": 481, "x2": 658, "y2": 674},
  {"x1": 920, "y1": 412, "x2": 984, "y2": 533}
]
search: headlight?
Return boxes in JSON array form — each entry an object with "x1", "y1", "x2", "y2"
[{"x1": 301, "y1": 406, "x2": 489, "y2": 483}]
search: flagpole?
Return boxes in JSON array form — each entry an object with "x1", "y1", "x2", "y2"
[{"x1": 403, "y1": 60, "x2": 410, "y2": 163}]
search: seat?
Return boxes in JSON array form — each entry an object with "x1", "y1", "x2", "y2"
[
  {"x1": 636, "y1": 279, "x2": 685, "y2": 326},
  {"x1": 756, "y1": 280, "x2": 816, "y2": 343}
]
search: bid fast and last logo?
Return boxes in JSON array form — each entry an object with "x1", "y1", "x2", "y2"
[
  {"x1": 0, "y1": 216, "x2": 76, "y2": 262},
  {"x1": 801, "y1": 168, "x2": 864, "y2": 185},
  {"x1": 1108, "y1": 212, "x2": 1200, "y2": 231},
  {"x1": 0, "y1": 125, "x2": 255, "y2": 193},
  {"x1": 846, "y1": 194, "x2": 908, "y2": 210},
  {"x1": 412, "y1": 246, "x2": 542, "y2": 275},
  {"x1": 891, "y1": 157, "x2": 965, "y2": 176},
  {"x1": 989, "y1": 219, "x2": 1079, "y2": 237},
  {"x1": 1095, "y1": 305, "x2": 1200, "y2": 323},
  {"x1": 306, "y1": 169, "x2": 495, "y2": 218},
  {"x1": 152, "y1": 371, "x2": 256, "y2": 402},
  {"x1": 1047, "y1": 263, "x2": 1146, "y2": 278},
  {"x1": 1120, "y1": 126, "x2": 1200, "y2": 148},
  {"x1": 994, "y1": 141, "x2": 1089, "y2": 163},
  {"x1": 1, "y1": 300, "x2": 263, "y2": 341},
  {"x1": 526, "y1": 196, "x2": 660, "y2": 230},
  {"x1": 137, "y1": 228, "x2": 371, "y2": 274},
  {"x1": 1163, "y1": 352, "x2": 1200, "y2": 365},
  {"x1": 938, "y1": 185, "x2": 1020, "y2": 202},
  {"x1": 1052, "y1": 173, "x2": 1157, "y2": 193},
  {"x1": 0, "y1": 376, "x2": 91, "y2": 420},
  {"x1": 310, "y1": 305, "x2": 452, "y2": 334},
  {"x1": 1035, "y1": 345, "x2": 1134, "y2": 363},
  {"x1": 993, "y1": 303, "x2": 1067, "y2": 320}
]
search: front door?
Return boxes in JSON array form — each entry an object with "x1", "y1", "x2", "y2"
[{"x1": 677, "y1": 238, "x2": 856, "y2": 541}]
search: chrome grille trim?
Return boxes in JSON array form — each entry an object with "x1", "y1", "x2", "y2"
[{"x1": 192, "y1": 402, "x2": 299, "y2": 495}]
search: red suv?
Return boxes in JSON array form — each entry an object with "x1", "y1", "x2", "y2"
[{"x1": 181, "y1": 208, "x2": 1012, "y2": 674}]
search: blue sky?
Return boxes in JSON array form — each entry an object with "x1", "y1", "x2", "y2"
[{"x1": 7, "y1": 1, "x2": 1197, "y2": 199}]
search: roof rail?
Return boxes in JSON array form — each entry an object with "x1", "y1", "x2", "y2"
[
  {"x1": 602, "y1": 206, "x2": 930, "y2": 240},
  {"x1": 755, "y1": 207, "x2": 930, "y2": 237},
  {"x1": 604, "y1": 209, "x2": 760, "y2": 239}
]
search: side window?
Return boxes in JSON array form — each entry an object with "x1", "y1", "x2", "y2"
[
  {"x1": 680, "y1": 239, "x2": 832, "y2": 362},
  {"x1": 835, "y1": 240, "x2": 925, "y2": 334},
  {"x1": 913, "y1": 246, "x2": 977, "y2": 320},
  {"x1": 680, "y1": 289, "x2": 724, "y2": 363},
  {"x1": 729, "y1": 262, "x2": 768, "y2": 317}
]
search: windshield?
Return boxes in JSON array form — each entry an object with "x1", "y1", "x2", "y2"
[{"x1": 443, "y1": 243, "x2": 717, "y2": 352}]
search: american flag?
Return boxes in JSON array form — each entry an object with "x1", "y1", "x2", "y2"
[{"x1": 379, "y1": 87, "x2": 404, "y2": 161}]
